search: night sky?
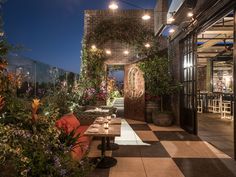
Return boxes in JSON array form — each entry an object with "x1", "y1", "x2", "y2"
[{"x1": 3, "y1": 0, "x2": 157, "y2": 73}]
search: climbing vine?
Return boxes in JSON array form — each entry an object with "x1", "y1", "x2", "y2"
[{"x1": 79, "y1": 17, "x2": 160, "y2": 104}]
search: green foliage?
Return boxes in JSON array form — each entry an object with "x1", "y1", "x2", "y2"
[
  {"x1": 79, "y1": 44, "x2": 106, "y2": 90},
  {"x1": 0, "y1": 97, "x2": 93, "y2": 177},
  {"x1": 139, "y1": 54, "x2": 180, "y2": 96},
  {"x1": 87, "y1": 17, "x2": 154, "y2": 48},
  {"x1": 0, "y1": 96, "x2": 30, "y2": 125},
  {"x1": 108, "y1": 90, "x2": 121, "y2": 106},
  {"x1": 139, "y1": 54, "x2": 181, "y2": 111},
  {"x1": 79, "y1": 17, "x2": 159, "y2": 105},
  {"x1": 59, "y1": 128, "x2": 81, "y2": 148},
  {"x1": 41, "y1": 87, "x2": 82, "y2": 118}
]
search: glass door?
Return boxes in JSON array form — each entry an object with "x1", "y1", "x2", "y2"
[{"x1": 181, "y1": 34, "x2": 197, "y2": 134}]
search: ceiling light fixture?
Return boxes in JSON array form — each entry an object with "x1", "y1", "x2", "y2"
[
  {"x1": 168, "y1": 17, "x2": 175, "y2": 23},
  {"x1": 109, "y1": 1, "x2": 118, "y2": 10},
  {"x1": 187, "y1": 12, "x2": 193, "y2": 17},
  {"x1": 169, "y1": 28, "x2": 175, "y2": 33}
]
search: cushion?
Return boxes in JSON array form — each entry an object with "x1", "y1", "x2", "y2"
[
  {"x1": 71, "y1": 136, "x2": 91, "y2": 161},
  {"x1": 61, "y1": 114, "x2": 81, "y2": 129},
  {"x1": 74, "y1": 126, "x2": 89, "y2": 137},
  {"x1": 56, "y1": 114, "x2": 81, "y2": 134}
]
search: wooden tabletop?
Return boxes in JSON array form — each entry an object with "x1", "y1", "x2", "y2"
[
  {"x1": 109, "y1": 118, "x2": 122, "y2": 125},
  {"x1": 84, "y1": 124, "x2": 121, "y2": 137}
]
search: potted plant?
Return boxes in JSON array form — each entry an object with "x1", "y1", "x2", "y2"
[{"x1": 139, "y1": 53, "x2": 181, "y2": 126}]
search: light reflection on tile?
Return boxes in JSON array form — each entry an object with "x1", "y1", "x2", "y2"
[
  {"x1": 142, "y1": 158, "x2": 184, "y2": 177},
  {"x1": 126, "y1": 119, "x2": 146, "y2": 124},
  {"x1": 115, "y1": 119, "x2": 149, "y2": 145},
  {"x1": 161, "y1": 141, "x2": 231, "y2": 158},
  {"x1": 109, "y1": 158, "x2": 146, "y2": 177},
  {"x1": 148, "y1": 124, "x2": 184, "y2": 131}
]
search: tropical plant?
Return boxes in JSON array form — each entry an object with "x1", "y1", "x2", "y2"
[
  {"x1": 139, "y1": 54, "x2": 181, "y2": 112},
  {"x1": 0, "y1": 98, "x2": 93, "y2": 177},
  {"x1": 0, "y1": 95, "x2": 4, "y2": 111}
]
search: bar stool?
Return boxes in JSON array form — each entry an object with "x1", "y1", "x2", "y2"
[
  {"x1": 207, "y1": 97, "x2": 213, "y2": 113},
  {"x1": 212, "y1": 95, "x2": 222, "y2": 114},
  {"x1": 232, "y1": 101, "x2": 234, "y2": 120},
  {"x1": 221, "y1": 101, "x2": 232, "y2": 120},
  {"x1": 197, "y1": 99, "x2": 203, "y2": 113}
]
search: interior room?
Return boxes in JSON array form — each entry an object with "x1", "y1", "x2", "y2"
[{"x1": 197, "y1": 11, "x2": 234, "y2": 158}]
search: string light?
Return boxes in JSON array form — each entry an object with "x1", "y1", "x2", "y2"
[
  {"x1": 109, "y1": 1, "x2": 118, "y2": 10},
  {"x1": 145, "y1": 43, "x2": 151, "y2": 48},
  {"x1": 91, "y1": 45, "x2": 97, "y2": 49},
  {"x1": 123, "y1": 50, "x2": 129, "y2": 55},
  {"x1": 142, "y1": 14, "x2": 151, "y2": 20},
  {"x1": 91, "y1": 45, "x2": 97, "y2": 51},
  {"x1": 106, "y1": 50, "x2": 112, "y2": 55}
]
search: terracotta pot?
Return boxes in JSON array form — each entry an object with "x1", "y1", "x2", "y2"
[{"x1": 152, "y1": 111, "x2": 173, "y2": 126}]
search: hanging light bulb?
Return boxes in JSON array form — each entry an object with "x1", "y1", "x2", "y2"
[
  {"x1": 123, "y1": 50, "x2": 129, "y2": 55},
  {"x1": 109, "y1": 1, "x2": 118, "y2": 10},
  {"x1": 106, "y1": 50, "x2": 112, "y2": 55},
  {"x1": 145, "y1": 43, "x2": 151, "y2": 48},
  {"x1": 91, "y1": 45, "x2": 97, "y2": 50},
  {"x1": 142, "y1": 14, "x2": 151, "y2": 20}
]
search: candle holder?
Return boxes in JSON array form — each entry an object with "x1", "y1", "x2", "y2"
[
  {"x1": 107, "y1": 116, "x2": 111, "y2": 121},
  {"x1": 104, "y1": 122, "x2": 109, "y2": 129}
]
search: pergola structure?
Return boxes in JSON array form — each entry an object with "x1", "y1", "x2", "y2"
[{"x1": 83, "y1": 9, "x2": 154, "y2": 121}]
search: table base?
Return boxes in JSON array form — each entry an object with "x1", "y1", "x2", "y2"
[
  {"x1": 91, "y1": 156, "x2": 117, "y2": 169},
  {"x1": 97, "y1": 143, "x2": 119, "y2": 151}
]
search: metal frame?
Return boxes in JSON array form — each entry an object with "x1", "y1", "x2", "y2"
[
  {"x1": 177, "y1": 0, "x2": 236, "y2": 160},
  {"x1": 180, "y1": 33, "x2": 197, "y2": 134},
  {"x1": 233, "y1": 7, "x2": 236, "y2": 160}
]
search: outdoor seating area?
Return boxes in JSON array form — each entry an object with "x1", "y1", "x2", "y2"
[
  {"x1": 87, "y1": 119, "x2": 236, "y2": 177},
  {"x1": 1, "y1": 0, "x2": 236, "y2": 177}
]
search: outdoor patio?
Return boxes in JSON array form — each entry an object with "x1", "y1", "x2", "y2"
[
  {"x1": 88, "y1": 119, "x2": 236, "y2": 177},
  {"x1": 1, "y1": 0, "x2": 236, "y2": 176}
]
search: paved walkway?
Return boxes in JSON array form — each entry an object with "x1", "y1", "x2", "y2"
[{"x1": 88, "y1": 119, "x2": 236, "y2": 177}]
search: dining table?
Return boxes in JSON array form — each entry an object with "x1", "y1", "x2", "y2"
[
  {"x1": 97, "y1": 118, "x2": 121, "y2": 151},
  {"x1": 84, "y1": 118, "x2": 121, "y2": 168}
]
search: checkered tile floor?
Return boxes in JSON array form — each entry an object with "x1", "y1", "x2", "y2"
[{"x1": 87, "y1": 119, "x2": 236, "y2": 177}]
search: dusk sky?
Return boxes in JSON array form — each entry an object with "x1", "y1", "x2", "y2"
[{"x1": 3, "y1": 0, "x2": 156, "y2": 73}]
